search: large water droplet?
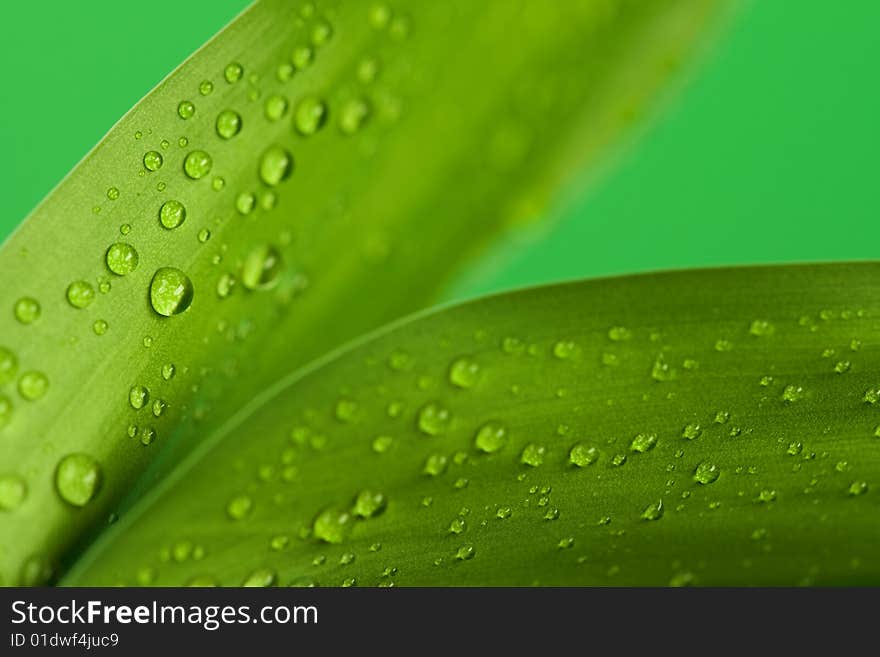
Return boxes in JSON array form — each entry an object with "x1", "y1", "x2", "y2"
[
  {"x1": 216, "y1": 110, "x2": 242, "y2": 139},
  {"x1": 66, "y1": 281, "x2": 95, "y2": 309},
  {"x1": 150, "y1": 268, "x2": 194, "y2": 317},
  {"x1": 14, "y1": 298, "x2": 41, "y2": 324},
  {"x1": 294, "y1": 97, "x2": 327, "y2": 136},
  {"x1": 143, "y1": 150, "x2": 164, "y2": 172},
  {"x1": 105, "y1": 243, "x2": 139, "y2": 276},
  {"x1": 569, "y1": 443, "x2": 599, "y2": 467},
  {"x1": 241, "y1": 245, "x2": 283, "y2": 290},
  {"x1": 159, "y1": 200, "x2": 187, "y2": 229},
  {"x1": 693, "y1": 461, "x2": 720, "y2": 484},
  {"x1": 258, "y1": 145, "x2": 293, "y2": 186},
  {"x1": 55, "y1": 454, "x2": 101, "y2": 507},
  {"x1": 183, "y1": 150, "x2": 213, "y2": 180},
  {"x1": 129, "y1": 385, "x2": 149, "y2": 410},
  {"x1": 0, "y1": 474, "x2": 27, "y2": 511}
]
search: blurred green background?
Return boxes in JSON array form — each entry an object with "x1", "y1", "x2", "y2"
[{"x1": 1, "y1": 1, "x2": 878, "y2": 299}]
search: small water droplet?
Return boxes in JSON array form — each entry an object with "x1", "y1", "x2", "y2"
[
  {"x1": 241, "y1": 244, "x2": 283, "y2": 290},
  {"x1": 553, "y1": 341, "x2": 577, "y2": 359},
  {"x1": 423, "y1": 453, "x2": 448, "y2": 476},
  {"x1": 242, "y1": 568, "x2": 276, "y2": 587},
  {"x1": 18, "y1": 372, "x2": 49, "y2": 401},
  {"x1": 641, "y1": 500, "x2": 664, "y2": 521},
  {"x1": 417, "y1": 402, "x2": 451, "y2": 436},
  {"x1": 455, "y1": 545, "x2": 475, "y2": 561},
  {"x1": 294, "y1": 96, "x2": 327, "y2": 136},
  {"x1": 312, "y1": 508, "x2": 351, "y2": 544},
  {"x1": 129, "y1": 386, "x2": 149, "y2": 410},
  {"x1": 106, "y1": 186, "x2": 120, "y2": 200},
  {"x1": 0, "y1": 348, "x2": 17, "y2": 386},
  {"x1": 216, "y1": 273, "x2": 236, "y2": 299},
  {"x1": 66, "y1": 281, "x2": 95, "y2": 309},
  {"x1": 474, "y1": 421, "x2": 507, "y2": 453},
  {"x1": 199, "y1": 79, "x2": 214, "y2": 96},
  {"x1": 105, "y1": 243, "x2": 139, "y2": 275},
  {"x1": 682, "y1": 424, "x2": 702, "y2": 440},
  {"x1": 264, "y1": 95, "x2": 289, "y2": 121},
  {"x1": 55, "y1": 453, "x2": 101, "y2": 507},
  {"x1": 183, "y1": 150, "x2": 213, "y2": 179},
  {"x1": 161, "y1": 363, "x2": 176, "y2": 381},
  {"x1": 848, "y1": 481, "x2": 868, "y2": 496},
  {"x1": 353, "y1": 490, "x2": 387, "y2": 518},
  {"x1": 159, "y1": 200, "x2": 187, "y2": 229},
  {"x1": 92, "y1": 319, "x2": 108, "y2": 336},
  {"x1": 756, "y1": 489, "x2": 777, "y2": 504},
  {"x1": 177, "y1": 100, "x2": 195, "y2": 119},
  {"x1": 651, "y1": 353, "x2": 677, "y2": 381},
  {"x1": 520, "y1": 443, "x2": 546, "y2": 467},
  {"x1": 782, "y1": 385, "x2": 805, "y2": 403},
  {"x1": 258, "y1": 145, "x2": 293, "y2": 186},
  {"x1": 311, "y1": 19, "x2": 333, "y2": 46},
  {"x1": 224, "y1": 62, "x2": 243, "y2": 83},
  {"x1": 0, "y1": 474, "x2": 27, "y2": 510},
  {"x1": 14, "y1": 298, "x2": 41, "y2": 324},
  {"x1": 292, "y1": 46, "x2": 314, "y2": 70},
  {"x1": 339, "y1": 98, "x2": 370, "y2": 135},
  {"x1": 198, "y1": 228, "x2": 211, "y2": 243},
  {"x1": 749, "y1": 319, "x2": 774, "y2": 336},
  {"x1": 226, "y1": 494, "x2": 253, "y2": 520},
  {"x1": 150, "y1": 268, "x2": 194, "y2": 317},
  {"x1": 630, "y1": 433, "x2": 657, "y2": 453}
]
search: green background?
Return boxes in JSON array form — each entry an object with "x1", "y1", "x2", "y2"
[{"x1": 2, "y1": 1, "x2": 878, "y2": 299}]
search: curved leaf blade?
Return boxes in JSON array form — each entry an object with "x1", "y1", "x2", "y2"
[
  {"x1": 0, "y1": 0, "x2": 726, "y2": 584},
  {"x1": 65, "y1": 263, "x2": 880, "y2": 586}
]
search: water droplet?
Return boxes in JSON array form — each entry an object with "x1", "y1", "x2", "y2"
[
  {"x1": 294, "y1": 96, "x2": 327, "y2": 135},
  {"x1": 611, "y1": 453, "x2": 627, "y2": 467},
  {"x1": 143, "y1": 150, "x2": 163, "y2": 171},
  {"x1": 353, "y1": 490, "x2": 387, "y2": 518},
  {"x1": 139, "y1": 427, "x2": 156, "y2": 446},
  {"x1": 241, "y1": 244, "x2": 283, "y2": 290},
  {"x1": 270, "y1": 535, "x2": 289, "y2": 551},
  {"x1": 544, "y1": 508, "x2": 560, "y2": 521},
  {"x1": 92, "y1": 319, "x2": 108, "y2": 336},
  {"x1": 177, "y1": 100, "x2": 195, "y2": 119},
  {"x1": 264, "y1": 95, "x2": 289, "y2": 121},
  {"x1": 198, "y1": 228, "x2": 211, "y2": 243},
  {"x1": 312, "y1": 508, "x2": 351, "y2": 544},
  {"x1": 630, "y1": 433, "x2": 657, "y2": 453},
  {"x1": 150, "y1": 268, "x2": 194, "y2": 317},
  {"x1": 569, "y1": 443, "x2": 599, "y2": 467},
  {"x1": 357, "y1": 58, "x2": 379, "y2": 84},
  {"x1": 106, "y1": 186, "x2": 120, "y2": 200},
  {"x1": 152, "y1": 399, "x2": 167, "y2": 417},
  {"x1": 258, "y1": 145, "x2": 293, "y2": 186},
  {"x1": 641, "y1": 500, "x2": 664, "y2": 521},
  {"x1": 370, "y1": 4, "x2": 391, "y2": 29},
  {"x1": 0, "y1": 474, "x2": 27, "y2": 511},
  {"x1": 159, "y1": 200, "x2": 186, "y2": 230},
  {"x1": 129, "y1": 386, "x2": 149, "y2": 410},
  {"x1": 242, "y1": 568, "x2": 276, "y2": 587},
  {"x1": 339, "y1": 98, "x2": 370, "y2": 135},
  {"x1": 553, "y1": 341, "x2": 577, "y2": 359},
  {"x1": 496, "y1": 507, "x2": 511, "y2": 519},
  {"x1": 474, "y1": 421, "x2": 507, "y2": 453},
  {"x1": 226, "y1": 494, "x2": 253, "y2": 520},
  {"x1": 216, "y1": 109, "x2": 242, "y2": 139},
  {"x1": 236, "y1": 192, "x2": 256, "y2": 215},
  {"x1": 417, "y1": 402, "x2": 451, "y2": 436},
  {"x1": 694, "y1": 462, "x2": 720, "y2": 484},
  {"x1": 520, "y1": 443, "x2": 546, "y2": 467},
  {"x1": 224, "y1": 62, "x2": 243, "y2": 83},
  {"x1": 55, "y1": 454, "x2": 101, "y2": 507},
  {"x1": 782, "y1": 385, "x2": 805, "y2": 403},
  {"x1": 848, "y1": 481, "x2": 868, "y2": 496},
  {"x1": 18, "y1": 372, "x2": 48, "y2": 401},
  {"x1": 715, "y1": 339, "x2": 733, "y2": 352},
  {"x1": 756, "y1": 489, "x2": 777, "y2": 504},
  {"x1": 455, "y1": 545, "x2": 475, "y2": 561},
  {"x1": 105, "y1": 243, "x2": 139, "y2": 275},
  {"x1": 0, "y1": 348, "x2": 19, "y2": 385},
  {"x1": 749, "y1": 319, "x2": 774, "y2": 336},
  {"x1": 449, "y1": 517, "x2": 466, "y2": 534},
  {"x1": 423, "y1": 453, "x2": 448, "y2": 476},
  {"x1": 371, "y1": 435, "x2": 393, "y2": 454},
  {"x1": 292, "y1": 46, "x2": 313, "y2": 70},
  {"x1": 608, "y1": 326, "x2": 632, "y2": 341},
  {"x1": 211, "y1": 176, "x2": 225, "y2": 191},
  {"x1": 216, "y1": 273, "x2": 236, "y2": 299},
  {"x1": 651, "y1": 353, "x2": 676, "y2": 382},
  {"x1": 66, "y1": 281, "x2": 95, "y2": 309},
  {"x1": 183, "y1": 150, "x2": 213, "y2": 179},
  {"x1": 199, "y1": 79, "x2": 214, "y2": 96},
  {"x1": 682, "y1": 424, "x2": 702, "y2": 440},
  {"x1": 161, "y1": 363, "x2": 176, "y2": 381},
  {"x1": 311, "y1": 19, "x2": 333, "y2": 45},
  {"x1": 14, "y1": 297, "x2": 41, "y2": 324}
]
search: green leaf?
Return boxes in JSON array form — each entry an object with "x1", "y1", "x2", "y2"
[
  {"x1": 0, "y1": 0, "x2": 727, "y2": 585},
  {"x1": 63, "y1": 264, "x2": 880, "y2": 586}
]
